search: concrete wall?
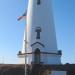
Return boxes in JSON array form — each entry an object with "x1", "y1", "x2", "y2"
[{"x1": 52, "y1": 71, "x2": 67, "y2": 75}]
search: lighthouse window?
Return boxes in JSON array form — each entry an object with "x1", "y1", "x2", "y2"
[
  {"x1": 35, "y1": 27, "x2": 41, "y2": 39},
  {"x1": 37, "y1": 0, "x2": 41, "y2": 5}
]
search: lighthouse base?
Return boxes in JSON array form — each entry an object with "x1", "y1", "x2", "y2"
[{"x1": 17, "y1": 50, "x2": 61, "y2": 65}]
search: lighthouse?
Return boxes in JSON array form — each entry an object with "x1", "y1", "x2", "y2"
[{"x1": 18, "y1": 0, "x2": 62, "y2": 65}]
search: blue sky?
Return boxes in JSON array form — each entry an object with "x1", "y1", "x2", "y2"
[{"x1": 0, "y1": 0, "x2": 75, "y2": 64}]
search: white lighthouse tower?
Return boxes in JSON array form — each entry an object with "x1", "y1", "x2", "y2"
[{"x1": 18, "y1": 0, "x2": 62, "y2": 65}]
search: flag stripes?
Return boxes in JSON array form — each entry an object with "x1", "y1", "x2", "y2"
[{"x1": 18, "y1": 11, "x2": 27, "y2": 21}]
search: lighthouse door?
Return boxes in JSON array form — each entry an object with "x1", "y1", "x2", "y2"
[{"x1": 34, "y1": 48, "x2": 40, "y2": 64}]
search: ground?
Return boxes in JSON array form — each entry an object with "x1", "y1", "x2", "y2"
[{"x1": 0, "y1": 64, "x2": 75, "y2": 75}]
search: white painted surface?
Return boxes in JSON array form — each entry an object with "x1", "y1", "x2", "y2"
[
  {"x1": 18, "y1": 0, "x2": 61, "y2": 64},
  {"x1": 52, "y1": 71, "x2": 67, "y2": 75},
  {"x1": 18, "y1": 57, "x2": 25, "y2": 64},
  {"x1": 21, "y1": 30, "x2": 26, "y2": 53},
  {"x1": 27, "y1": 0, "x2": 58, "y2": 52}
]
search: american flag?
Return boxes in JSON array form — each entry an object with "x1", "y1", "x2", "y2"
[{"x1": 18, "y1": 11, "x2": 27, "y2": 21}]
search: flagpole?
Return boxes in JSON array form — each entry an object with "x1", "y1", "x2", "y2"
[
  {"x1": 23, "y1": 9, "x2": 27, "y2": 75},
  {"x1": 17, "y1": 8, "x2": 27, "y2": 75},
  {"x1": 25, "y1": 23, "x2": 27, "y2": 75}
]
